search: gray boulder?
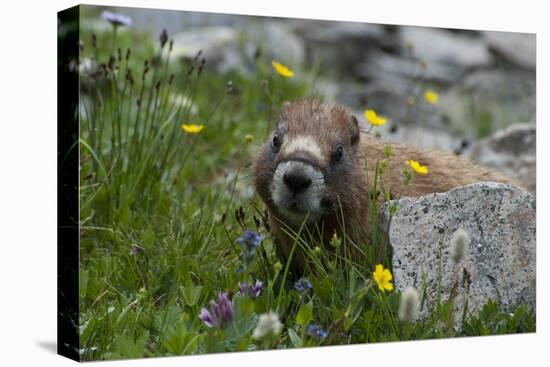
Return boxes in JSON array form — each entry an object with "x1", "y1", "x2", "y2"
[
  {"x1": 377, "y1": 123, "x2": 459, "y2": 151},
  {"x1": 169, "y1": 21, "x2": 306, "y2": 75},
  {"x1": 355, "y1": 50, "x2": 463, "y2": 84},
  {"x1": 113, "y1": 7, "x2": 242, "y2": 36},
  {"x1": 400, "y1": 26, "x2": 492, "y2": 69},
  {"x1": 380, "y1": 182, "x2": 536, "y2": 327},
  {"x1": 468, "y1": 123, "x2": 536, "y2": 193},
  {"x1": 170, "y1": 26, "x2": 241, "y2": 68},
  {"x1": 439, "y1": 69, "x2": 535, "y2": 134},
  {"x1": 483, "y1": 31, "x2": 536, "y2": 70},
  {"x1": 290, "y1": 20, "x2": 385, "y2": 43},
  {"x1": 248, "y1": 21, "x2": 305, "y2": 66},
  {"x1": 349, "y1": 105, "x2": 459, "y2": 151},
  {"x1": 288, "y1": 20, "x2": 386, "y2": 77}
]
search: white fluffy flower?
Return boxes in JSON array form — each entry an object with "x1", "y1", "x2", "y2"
[
  {"x1": 398, "y1": 286, "x2": 420, "y2": 322},
  {"x1": 450, "y1": 228, "x2": 471, "y2": 264},
  {"x1": 253, "y1": 311, "x2": 283, "y2": 340}
]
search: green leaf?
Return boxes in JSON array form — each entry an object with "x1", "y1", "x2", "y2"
[
  {"x1": 288, "y1": 328, "x2": 302, "y2": 348},
  {"x1": 296, "y1": 300, "x2": 313, "y2": 327},
  {"x1": 162, "y1": 321, "x2": 199, "y2": 355},
  {"x1": 344, "y1": 281, "x2": 372, "y2": 331},
  {"x1": 115, "y1": 331, "x2": 149, "y2": 359},
  {"x1": 180, "y1": 279, "x2": 202, "y2": 307},
  {"x1": 224, "y1": 293, "x2": 258, "y2": 342},
  {"x1": 233, "y1": 293, "x2": 256, "y2": 317},
  {"x1": 389, "y1": 201, "x2": 398, "y2": 216},
  {"x1": 312, "y1": 277, "x2": 333, "y2": 304}
]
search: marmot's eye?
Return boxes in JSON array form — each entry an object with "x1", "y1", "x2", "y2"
[
  {"x1": 332, "y1": 145, "x2": 343, "y2": 162},
  {"x1": 272, "y1": 134, "x2": 281, "y2": 151}
]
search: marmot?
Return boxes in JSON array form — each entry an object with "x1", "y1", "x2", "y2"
[{"x1": 252, "y1": 98, "x2": 515, "y2": 273}]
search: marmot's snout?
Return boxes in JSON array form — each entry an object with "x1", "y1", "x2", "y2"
[
  {"x1": 270, "y1": 158, "x2": 326, "y2": 224},
  {"x1": 283, "y1": 169, "x2": 312, "y2": 194}
]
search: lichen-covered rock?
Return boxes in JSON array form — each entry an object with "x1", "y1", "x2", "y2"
[{"x1": 380, "y1": 183, "x2": 536, "y2": 327}]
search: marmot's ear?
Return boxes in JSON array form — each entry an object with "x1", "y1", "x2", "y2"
[{"x1": 350, "y1": 115, "x2": 360, "y2": 146}]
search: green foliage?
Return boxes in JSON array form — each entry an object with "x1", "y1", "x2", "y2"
[
  {"x1": 296, "y1": 301, "x2": 313, "y2": 327},
  {"x1": 474, "y1": 110, "x2": 494, "y2": 139},
  {"x1": 77, "y1": 12, "x2": 535, "y2": 361},
  {"x1": 462, "y1": 300, "x2": 536, "y2": 335}
]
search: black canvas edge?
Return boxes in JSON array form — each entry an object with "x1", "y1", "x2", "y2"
[{"x1": 58, "y1": 4, "x2": 81, "y2": 362}]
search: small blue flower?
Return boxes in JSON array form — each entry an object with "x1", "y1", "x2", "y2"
[
  {"x1": 101, "y1": 10, "x2": 133, "y2": 27},
  {"x1": 293, "y1": 277, "x2": 312, "y2": 294},
  {"x1": 236, "y1": 231, "x2": 262, "y2": 263},
  {"x1": 236, "y1": 230, "x2": 262, "y2": 251},
  {"x1": 306, "y1": 323, "x2": 328, "y2": 339}
]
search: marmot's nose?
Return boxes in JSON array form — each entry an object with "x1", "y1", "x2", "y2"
[{"x1": 283, "y1": 172, "x2": 312, "y2": 194}]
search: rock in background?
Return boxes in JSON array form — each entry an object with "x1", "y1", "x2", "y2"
[
  {"x1": 110, "y1": 7, "x2": 536, "y2": 186},
  {"x1": 112, "y1": 8, "x2": 535, "y2": 128},
  {"x1": 380, "y1": 182, "x2": 536, "y2": 327},
  {"x1": 467, "y1": 123, "x2": 536, "y2": 192}
]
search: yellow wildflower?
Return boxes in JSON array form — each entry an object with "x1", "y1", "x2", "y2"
[
  {"x1": 373, "y1": 264, "x2": 393, "y2": 292},
  {"x1": 364, "y1": 109, "x2": 387, "y2": 126},
  {"x1": 181, "y1": 124, "x2": 205, "y2": 134},
  {"x1": 271, "y1": 60, "x2": 294, "y2": 78},
  {"x1": 423, "y1": 90, "x2": 439, "y2": 104},
  {"x1": 406, "y1": 160, "x2": 429, "y2": 175}
]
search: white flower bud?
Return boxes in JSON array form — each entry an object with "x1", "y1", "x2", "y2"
[
  {"x1": 450, "y1": 228, "x2": 470, "y2": 264},
  {"x1": 253, "y1": 311, "x2": 283, "y2": 340},
  {"x1": 398, "y1": 286, "x2": 420, "y2": 322}
]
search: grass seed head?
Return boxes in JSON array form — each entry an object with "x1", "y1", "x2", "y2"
[
  {"x1": 398, "y1": 286, "x2": 420, "y2": 322},
  {"x1": 450, "y1": 228, "x2": 470, "y2": 264}
]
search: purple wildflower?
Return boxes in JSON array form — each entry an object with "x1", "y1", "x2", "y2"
[
  {"x1": 238, "y1": 280, "x2": 263, "y2": 298},
  {"x1": 198, "y1": 292, "x2": 234, "y2": 328},
  {"x1": 249, "y1": 280, "x2": 263, "y2": 297},
  {"x1": 306, "y1": 323, "x2": 328, "y2": 340},
  {"x1": 198, "y1": 308, "x2": 216, "y2": 328},
  {"x1": 294, "y1": 278, "x2": 312, "y2": 294},
  {"x1": 101, "y1": 10, "x2": 133, "y2": 27}
]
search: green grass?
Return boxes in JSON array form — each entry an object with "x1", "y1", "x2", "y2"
[{"x1": 76, "y1": 15, "x2": 535, "y2": 361}]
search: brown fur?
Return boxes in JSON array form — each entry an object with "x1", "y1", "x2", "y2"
[{"x1": 252, "y1": 98, "x2": 516, "y2": 273}]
